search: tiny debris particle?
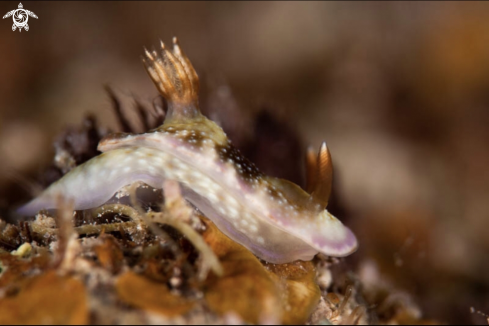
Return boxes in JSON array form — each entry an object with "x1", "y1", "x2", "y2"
[
  {"x1": 170, "y1": 277, "x2": 182, "y2": 288},
  {"x1": 11, "y1": 243, "x2": 32, "y2": 258}
]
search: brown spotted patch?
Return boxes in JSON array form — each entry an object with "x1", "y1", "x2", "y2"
[{"x1": 215, "y1": 142, "x2": 264, "y2": 185}]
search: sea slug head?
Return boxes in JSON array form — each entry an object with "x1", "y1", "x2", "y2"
[{"x1": 258, "y1": 142, "x2": 358, "y2": 258}]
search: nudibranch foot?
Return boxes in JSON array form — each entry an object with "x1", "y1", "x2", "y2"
[{"x1": 18, "y1": 38, "x2": 358, "y2": 263}]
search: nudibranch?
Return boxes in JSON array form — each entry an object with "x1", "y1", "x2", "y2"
[{"x1": 18, "y1": 38, "x2": 357, "y2": 263}]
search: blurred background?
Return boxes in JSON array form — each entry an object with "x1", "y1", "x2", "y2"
[{"x1": 1, "y1": 1, "x2": 489, "y2": 324}]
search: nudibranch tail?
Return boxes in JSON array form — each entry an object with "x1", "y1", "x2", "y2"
[
  {"x1": 310, "y1": 142, "x2": 333, "y2": 208},
  {"x1": 142, "y1": 38, "x2": 200, "y2": 123},
  {"x1": 17, "y1": 148, "x2": 167, "y2": 215}
]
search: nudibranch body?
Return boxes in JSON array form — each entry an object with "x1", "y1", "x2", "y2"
[{"x1": 19, "y1": 38, "x2": 357, "y2": 263}]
